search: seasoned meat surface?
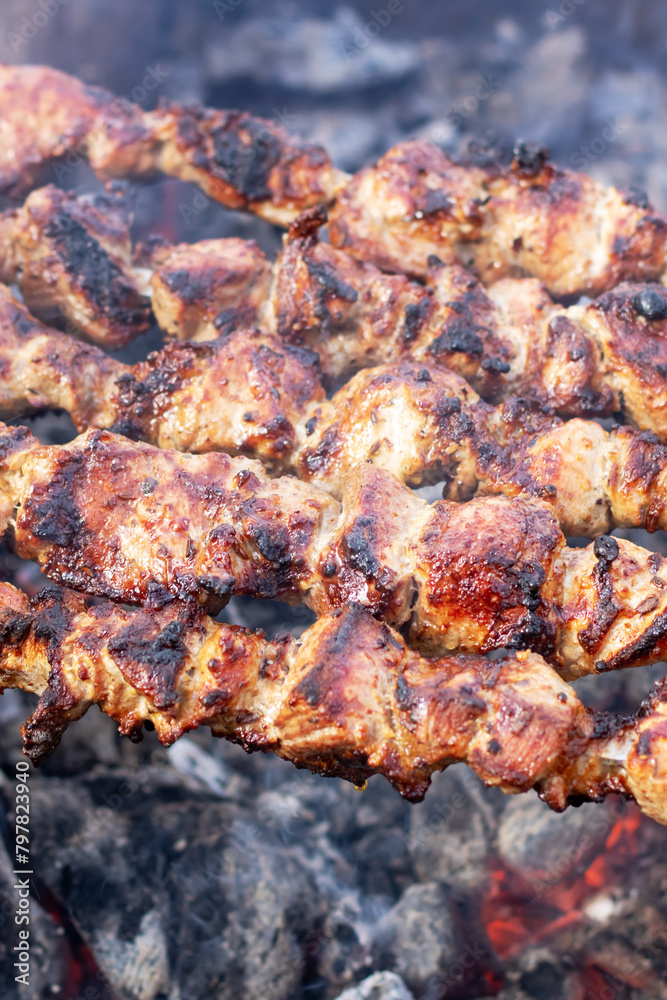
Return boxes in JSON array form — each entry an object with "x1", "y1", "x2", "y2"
[
  {"x1": 2, "y1": 66, "x2": 666, "y2": 296},
  {"x1": 0, "y1": 585, "x2": 663, "y2": 826},
  {"x1": 0, "y1": 64, "x2": 345, "y2": 226},
  {"x1": 5, "y1": 184, "x2": 667, "y2": 433},
  {"x1": 0, "y1": 423, "x2": 667, "y2": 675},
  {"x1": 328, "y1": 140, "x2": 667, "y2": 296},
  {"x1": 0, "y1": 184, "x2": 150, "y2": 347},
  {"x1": 146, "y1": 237, "x2": 274, "y2": 341},
  {"x1": 0, "y1": 286, "x2": 665, "y2": 538}
]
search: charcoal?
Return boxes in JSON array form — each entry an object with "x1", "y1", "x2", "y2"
[{"x1": 372, "y1": 883, "x2": 458, "y2": 998}]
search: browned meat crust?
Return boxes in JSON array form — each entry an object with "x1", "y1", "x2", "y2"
[
  {"x1": 269, "y1": 215, "x2": 667, "y2": 435},
  {"x1": 2, "y1": 64, "x2": 664, "y2": 296},
  {"x1": 5, "y1": 185, "x2": 667, "y2": 434},
  {"x1": 0, "y1": 285, "x2": 666, "y2": 538},
  {"x1": 328, "y1": 140, "x2": 667, "y2": 297},
  {"x1": 0, "y1": 184, "x2": 150, "y2": 347},
  {"x1": 0, "y1": 421, "x2": 666, "y2": 676},
  {"x1": 145, "y1": 236, "x2": 274, "y2": 341},
  {"x1": 0, "y1": 64, "x2": 345, "y2": 226},
  {"x1": 0, "y1": 584, "x2": 661, "y2": 825}
]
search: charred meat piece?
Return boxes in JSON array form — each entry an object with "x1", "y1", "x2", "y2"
[
  {"x1": 0, "y1": 184, "x2": 150, "y2": 347},
  {"x1": 0, "y1": 422, "x2": 667, "y2": 675},
  {"x1": 0, "y1": 287, "x2": 666, "y2": 538},
  {"x1": 0, "y1": 586, "x2": 664, "y2": 825},
  {"x1": 0, "y1": 64, "x2": 345, "y2": 226},
  {"x1": 146, "y1": 236, "x2": 274, "y2": 341}
]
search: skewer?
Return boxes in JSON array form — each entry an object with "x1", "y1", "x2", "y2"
[
  {"x1": 0, "y1": 584, "x2": 663, "y2": 826},
  {"x1": 0, "y1": 286, "x2": 666, "y2": 538},
  {"x1": 0, "y1": 420, "x2": 666, "y2": 676}
]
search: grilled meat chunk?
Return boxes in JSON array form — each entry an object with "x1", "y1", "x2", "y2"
[
  {"x1": 328, "y1": 140, "x2": 667, "y2": 296},
  {"x1": 146, "y1": 236, "x2": 274, "y2": 341},
  {"x1": 1, "y1": 422, "x2": 667, "y2": 675},
  {"x1": 0, "y1": 184, "x2": 150, "y2": 347},
  {"x1": 0, "y1": 64, "x2": 345, "y2": 226},
  {"x1": 0, "y1": 287, "x2": 666, "y2": 537},
  {"x1": 0, "y1": 586, "x2": 662, "y2": 825}
]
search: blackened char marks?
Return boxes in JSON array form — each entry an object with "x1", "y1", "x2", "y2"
[
  {"x1": 0, "y1": 424, "x2": 35, "y2": 464},
  {"x1": 401, "y1": 299, "x2": 432, "y2": 346},
  {"x1": 292, "y1": 605, "x2": 367, "y2": 711},
  {"x1": 198, "y1": 575, "x2": 236, "y2": 600},
  {"x1": 633, "y1": 287, "x2": 667, "y2": 321},
  {"x1": 159, "y1": 267, "x2": 204, "y2": 304},
  {"x1": 212, "y1": 116, "x2": 282, "y2": 203},
  {"x1": 108, "y1": 618, "x2": 187, "y2": 709},
  {"x1": 300, "y1": 426, "x2": 342, "y2": 475},
  {"x1": 30, "y1": 588, "x2": 79, "y2": 666},
  {"x1": 20, "y1": 589, "x2": 81, "y2": 765},
  {"x1": 305, "y1": 258, "x2": 359, "y2": 303},
  {"x1": 43, "y1": 211, "x2": 142, "y2": 322},
  {"x1": 601, "y1": 610, "x2": 667, "y2": 671},
  {"x1": 341, "y1": 515, "x2": 379, "y2": 577},
  {"x1": 23, "y1": 452, "x2": 84, "y2": 547},
  {"x1": 421, "y1": 502, "x2": 559, "y2": 655},
  {"x1": 429, "y1": 319, "x2": 484, "y2": 357},
  {"x1": 248, "y1": 521, "x2": 291, "y2": 564},
  {"x1": 0, "y1": 611, "x2": 32, "y2": 647},
  {"x1": 578, "y1": 535, "x2": 620, "y2": 656},
  {"x1": 237, "y1": 502, "x2": 310, "y2": 599},
  {"x1": 512, "y1": 141, "x2": 549, "y2": 176}
]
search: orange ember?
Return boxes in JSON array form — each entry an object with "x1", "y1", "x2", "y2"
[{"x1": 482, "y1": 803, "x2": 644, "y2": 961}]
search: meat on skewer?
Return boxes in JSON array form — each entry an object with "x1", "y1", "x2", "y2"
[
  {"x1": 0, "y1": 64, "x2": 344, "y2": 226},
  {"x1": 141, "y1": 212, "x2": 667, "y2": 438},
  {"x1": 1, "y1": 64, "x2": 665, "y2": 298},
  {"x1": 1, "y1": 420, "x2": 667, "y2": 676},
  {"x1": 328, "y1": 139, "x2": 667, "y2": 296},
  {"x1": 5, "y1": 186, "x2": 667, "y2": 437},
  {"x1": 0, "y1": 285, "x2": 666, "y2": 539},
  {"x1": 268, "y1": 214, "x2": 667, "y2": 436},
  {"x1": 0, "y1": 182, "x2": 274, "y2": 348},
  {"x1": 0, "y1": 584, "x2": 663, "y2": 826},
  {"x1": 0, "y1": 184, "x2": 151, "y2": 347}
]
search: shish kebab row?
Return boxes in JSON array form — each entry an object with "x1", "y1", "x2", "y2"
[
  {"x1": 0, "y1": 186, "x2": 667, "y2": 446},
  {"x1": 3, "y1": 182, "x2": 667, "y2": 444},
  {"x1": 1, "y1": 63, "x2": 666, "y2": 300},
  {"x1": 1, "y1": 65, "x2": 667, "y2": 824},
  {"x1": 0, "y1": 281, "x2": 665, "y2": 541},
  {"x1": 1, "y1": 585, "x2": 667, "y2": 827},
  {"x1": 1, "y1": 419, "x2": 667, "y2": 680},
  {"x1": 0, "y1": 187, "x2": 667, "y2": 538}
]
